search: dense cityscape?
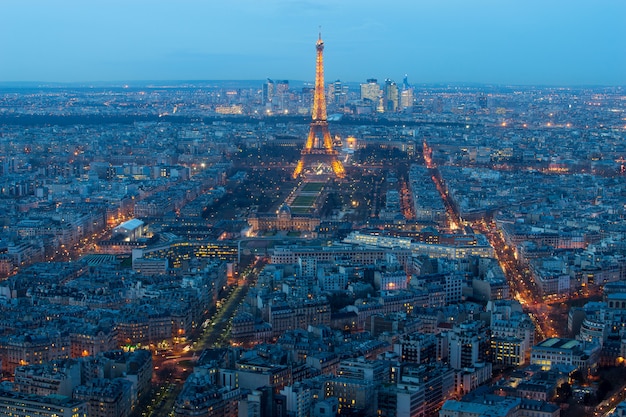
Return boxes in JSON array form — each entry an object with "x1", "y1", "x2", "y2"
[{"x1": 0, "y1": 31, "x2": 626, "y2": 417}]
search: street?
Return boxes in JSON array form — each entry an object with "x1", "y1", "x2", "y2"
[{"x1": 141, "y1": 258, "x2": 263, "y2": 417}]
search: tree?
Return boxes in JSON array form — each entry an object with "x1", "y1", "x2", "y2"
[
  {"x1": 556, "y1": 382, "x2": 572, "y2": 402},
  {"x1": 570, "y1": 369, "x2": 584, "y2": 384},
  {"x1": 597, "y1": 379, "x2": 613, "y2": 402}
]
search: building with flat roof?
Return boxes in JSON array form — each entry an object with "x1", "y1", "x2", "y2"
[
  {"x1": 113, "y1": 218, "x2": 145, "y2": 241},
  {"x1": 440, "y1": 395, "x2": 521, "y2": 417},
  {"x1": 344, "y1": 231, "x2": 494, "y2": 260},
  {"x1": 530, "y1": 337, "x2": 600, "y2": 374},
  {"x1": 0, "y1": 390, "x2": 87, "y2": 417},
  {"x1": 324, "y1": 377, "x2": 376, "y2": 416},
  {"x1": 271, "y1": 244, "x2": 413, "y2": 272}
]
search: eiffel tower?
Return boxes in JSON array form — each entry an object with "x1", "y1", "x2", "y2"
[{"x1": 293, "y1": 33, "x2": 345, "y2": 179}]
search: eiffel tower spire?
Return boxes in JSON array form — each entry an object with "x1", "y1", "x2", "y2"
[{"x1": 293, "y1": 33, "x2": 345, "y2": 179}]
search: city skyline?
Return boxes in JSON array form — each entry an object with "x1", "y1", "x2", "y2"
[
  {"x1": 1, "y1": 0, "x2": 625, "y2": 86},
  {"x1": 1, "y1": 19, "x2": 626, "y2": 413}
]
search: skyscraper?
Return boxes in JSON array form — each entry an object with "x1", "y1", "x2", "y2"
[
  {"x1": 275, "y1": 80, "x2": 289, "y2": 110},
  {"x1": 262, "y1": 78, "x2": 274, "y2": 106},
  {"x1": 400, "y1": 74, "x2": 414, "y2": 110},
  {"x1": 263, "y1": 79, "x2": 289, "y2": 111},
  {"x1": 328, "y1": 80, "x2": 348, "y2": 106},
  {"x1": 360, "y1": 78, "x2": 381, "y2": 104},
  {"x1": 384, "y1": 79, "x2": 399, "y2": 112}
]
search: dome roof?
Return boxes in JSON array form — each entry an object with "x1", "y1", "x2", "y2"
[{"x1": 277, "y1": 203, "x2": 291, "y2": 215}]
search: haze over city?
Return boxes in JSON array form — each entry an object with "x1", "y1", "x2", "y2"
[{"x1": 2, "y1": 0, "x2": 625, "y2": 85}]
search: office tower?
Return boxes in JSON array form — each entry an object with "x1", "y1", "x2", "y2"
[
  {"x1": 384, "y1": 79, "x2": 399, "y2": 112},
  {"x1": 263, "y1": 79, "x2": 274, "y2": 105},
  {"x1": 400, "y1": 74, "x2": 414, "y2": 110},
  {"x1": 360, "y1": 78, "x2": 381, "y2": 103}
]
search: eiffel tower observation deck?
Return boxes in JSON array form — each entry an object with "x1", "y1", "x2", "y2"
[{"x1": 293, "y1": 33, "x2": 345, "y2": 179}]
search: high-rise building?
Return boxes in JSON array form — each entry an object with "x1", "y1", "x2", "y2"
[
  {"x1": 328, "y1": 80, "x2": 348, "y2": 106},
  {"x1": 400, "y1": 74, "x2": 414, "y2": 110},
  {"x1": 400, "y1": 89, "x2": 413, "y2": 110},
  {"x1": 262, "y1": 79, "x2": 274, "y2": 105},
  {"x1": 360, "y1": 78, "x2": 381, "y2": 103},
  {"x1": 263, "y1": 79, "x2": 289, "y2": 110},
  {"x1": 384, "y1": 79, "x2": 399, "y2": 112},
  {"x1": 275, "y1": 80, "x2": 289, "y2": 110}
]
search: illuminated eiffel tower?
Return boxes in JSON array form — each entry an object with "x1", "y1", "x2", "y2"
[{"x1": 293, "y1": 33, "x2": 345, "y2": 179}]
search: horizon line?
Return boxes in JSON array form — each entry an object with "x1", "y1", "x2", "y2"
[{"x1": 0, "y1": 79, "x2": 624, "y2": 89}]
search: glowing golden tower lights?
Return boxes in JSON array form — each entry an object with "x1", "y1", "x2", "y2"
[{"x1": 293, "y1": 32, "x2": 345, "y2": 179}]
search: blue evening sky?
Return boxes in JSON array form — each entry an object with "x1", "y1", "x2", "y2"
[{"x1": 1, "y1": 0, "x2": 624, "y2": 85}]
